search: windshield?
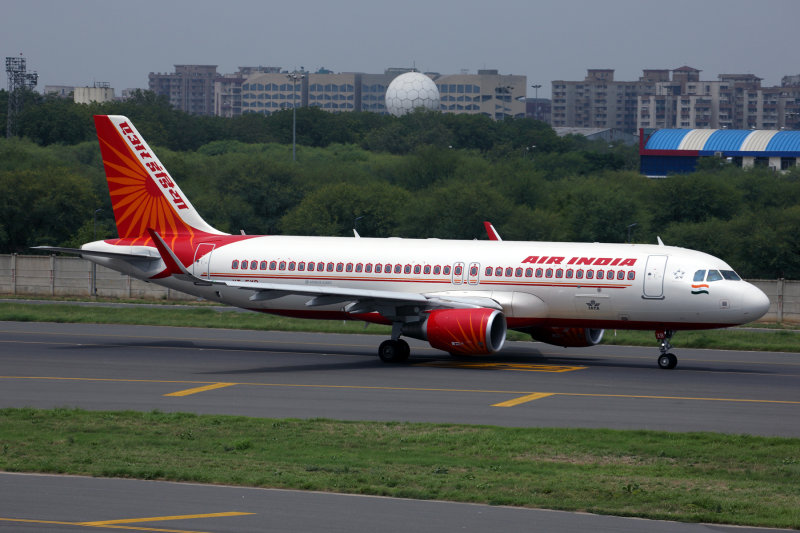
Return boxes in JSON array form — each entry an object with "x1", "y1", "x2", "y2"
[{"x1": 720, "y1": 270, "x2": 741, "y2": 281}]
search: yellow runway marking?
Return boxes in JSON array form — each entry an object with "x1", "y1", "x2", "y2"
[
  {"x1": 416, "y1": 361, "x2": 586, "y2": 372},
  {"x1": 1, "y1": 511, "x2": 253, "y2": 532},
  {"x1": 164, "y1": 383, "x2": 236, "y2": 397},
  {"x1": 492, "y1": 392, "x2": 555, "y2": 407},
  {"x1": 3, "y1": 375, "x2": 800, "y2": 406}
]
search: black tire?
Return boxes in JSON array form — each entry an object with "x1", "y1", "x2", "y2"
[
  {"x1": 378, "y1": 340, "x2": 409, "y2": 363},
  {"x1": 658, "y1": 353, "x2": 678, "y2": 370}
]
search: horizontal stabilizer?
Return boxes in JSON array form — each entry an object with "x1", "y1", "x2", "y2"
[{"x1": 31, "y1": 246, "x2": 160, "y2": 261}]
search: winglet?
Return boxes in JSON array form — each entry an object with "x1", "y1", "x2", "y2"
[
  {"x1": 483, "y1": 221, "x2": 502, "y2": 241},
  {"x1": 146, "y1": 228, "x2": 210, "y2": 285}
]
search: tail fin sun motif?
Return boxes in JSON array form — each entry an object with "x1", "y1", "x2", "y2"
[{"x1": 93, "y1": 115, "x2": 225, "y2": 245}]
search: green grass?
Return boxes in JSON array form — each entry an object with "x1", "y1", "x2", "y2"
[
  {"x1": 0, "y1": 301, "x2": 797, "y2": 351},
  {"x1": 1, "y1": 408, "x2": 798, "y2": 528}
]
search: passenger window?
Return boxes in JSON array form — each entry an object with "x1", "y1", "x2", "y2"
[
  {"x1": 241, "y1": 260, "x2": 249, "y2": 269},
  {"x1": 355, "y1": 263, "x2": 363, "y2": 273},
  {"x1": 336, "y1": 263, "x2": 344, "y2": 272},
  {"x1": 617, "y1": 271, "x2": 625, "y2": 280},
  {"x1": 555, "y1": 269, "x2": 563, "y2": 278},
  {"x1": 444, "y1": 266, "x2": 451, "y2": 275},
  {"x1": 288, "y1": 261, "x2": 296, "y2": 271},
  {"x1": 250, "y1": 261, "x2": 258, "y2": 270},
  {"x1": 597, "y1": 270, "x2": 604, "y2": 280},
  {"x1": 576, "y1": 270, "x2": 584, "y2": 279},
  {"x1": 414, "y1": 265, "x2": 421, "y2": 274},
  {"x1": 706, "y1": 270, "x2": 723, "y2": 282},
  {"x1": 298, "y1": 262, "x2": 306, "y2": 271},
  {"x1": 525, "y1": 268, "x2": 533, "y2": 277},
  {"x1": 346, "y1": 263, "x2": 353, "y2": 272},
  {"x1": 495, "y1": 267, "x2": 503, "y2": 276},
  {"x1": 317, "y1": 262, "x2": 325, "y2": 271},
  {"x1": 404, "y1": 264, "x2": 412, "y2": 274},
  {"x1": 365, "y1": 263, "x2": 373, "y2": 273},
  {"x1": 231, "y1": 260, "x2": 239, "y2": 269},
  {"x1": 375, "y1": 264, "x2": 382, "y2": 273},
  {"x1": 470, "y1": 266, "x2": 478, "y2": 276},
  {"x1": 434, "y1": 265, "x2": 441, "y2": 275},
  {"x1": 485, "y1": 267, "x2": 493, "y2": 276},
  {"x1": 505, "y1": 267, "x2": 513, "y2": 277},
  {"x1": 545, "y1": 268, "x2": 553, "y2": 278},
  {"x1": 535, "y1": 268, "x2": 543, "y2": 277},
  {"x1": 515, "y1": 268, "x2": 523, "y2": 277},
  {"x1": 279, "y1": 261, "x2": 286, "y2": 270},
  {"x1": 454, "y1": 265, "x2": 463, "y2": 276},
  {"x1": 260, "y1": 261, "x2": 267, "y2": 270},
  {"x1": 307, "y1": 262, "x2": 315, "y2": 272},
  {"x1": 394, "y1": 264, "x2": 402, "y2": 274},
  {"x1": 627, "y1": 271, "x2": 635, "y2": 280},
  {"x1": 424, "y1": 265, "x2": 431, "y2": 274},
  {"x1": 693, "y1": 270, "x2": 706, "y2": 282},
  {"x1": 327, "y1": 262, "x2": 334, "y2": 272},
  {"x1": 586, "y1": 270, "x2": 594, "y2": 279},
  {"x1": 565, "y1": 269, "x2": 573, "y2": 279}
]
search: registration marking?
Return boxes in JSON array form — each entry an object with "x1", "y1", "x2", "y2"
[
  {"x1": 164, "y1": 383, "x2": 237, "y2": 397},
  {"x1": 492, "y1": 392, "x2": 555, "y2": 407},
  {"x1": 416, "y1": 361, "x2": 586, "y2": 372}
]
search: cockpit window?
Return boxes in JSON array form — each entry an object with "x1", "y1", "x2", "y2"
[
  {"x1": 720, "y1": 270, "x2": 741, "y2": 281},
  {"x1": 693, "y1": 270, "x2": 706, "y2": 282},
  {"x1": 706, "y1": 270, "x2": 723, "y2": 282}
]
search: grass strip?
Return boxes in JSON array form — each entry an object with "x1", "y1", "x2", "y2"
[
  {"x1": 1, "y1": 301, "x2": 798, "y2": 352},
  {"x1": 1, "y1": 408, "x2": 798, "y2": 528}
]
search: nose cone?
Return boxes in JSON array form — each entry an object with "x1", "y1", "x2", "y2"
[{"x1": 742, "y1": 283, "x2": 770, "y2": 321}]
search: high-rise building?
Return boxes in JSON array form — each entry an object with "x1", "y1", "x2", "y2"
[
  {"x1": 149, "y1": 65, "x2": 218, "y2": 116},
  {"x1": 551, "y1": 69, "x2": 659, "y2": 133}
]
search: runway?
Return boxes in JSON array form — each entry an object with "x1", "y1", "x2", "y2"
[
  {"x1": 1, "y1": 321, "x2": 799, "y2": 532},
  {"x1": 1, "y1": 321, "x2": 799, "y2": 436}
]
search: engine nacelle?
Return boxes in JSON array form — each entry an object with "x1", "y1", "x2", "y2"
[
  {"x1": 528, "y1": 327, "x2": 604, "y2": 348},
  {"x1": 403, "y1": 308, "x2": 506, "y2": 355}
]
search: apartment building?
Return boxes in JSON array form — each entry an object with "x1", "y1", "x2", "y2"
[
  {"x1": 551, "y1": 69, "x2": 660, "y2": 133},
  {"x1": 148, "y1": 65, "x2": 218, "y2": 116}
]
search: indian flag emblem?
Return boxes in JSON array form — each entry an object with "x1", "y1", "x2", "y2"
[{"x1": 691, "y1": 283, "x2": 709, "y2": 295}]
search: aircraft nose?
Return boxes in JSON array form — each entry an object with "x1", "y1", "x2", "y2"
[{"x1": 742, "y1": 283, "x2": 770, "y2": 321}]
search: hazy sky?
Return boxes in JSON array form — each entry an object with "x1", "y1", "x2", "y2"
[{"x1": 2, "y1": 0, "x2": 797, "y2": 98}]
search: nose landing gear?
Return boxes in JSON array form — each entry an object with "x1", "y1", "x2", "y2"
[{"x1": 655, "y1": 329, "x2": 677, "y2": 369}]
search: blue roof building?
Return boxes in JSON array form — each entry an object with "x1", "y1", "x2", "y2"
[{"x1": 640, "y1": 128, "x2": 800, "y2": 177}]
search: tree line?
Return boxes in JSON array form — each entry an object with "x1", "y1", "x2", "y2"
[{"x1": 1, "y1": 89, "x2": 798, "y2": 279}]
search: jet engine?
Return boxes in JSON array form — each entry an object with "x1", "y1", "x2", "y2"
[
  {"x1": 527, "y1": 327, "x2": 604, "y2": 347},
  {"x1": 403, "y1": 308, "x2": 506, "y2": 355}
]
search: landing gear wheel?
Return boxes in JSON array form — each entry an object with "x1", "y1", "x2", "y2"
[
  {"x1": 378, "y1": 339, "x2": 410, "y2": 363},
  {"x1": 658, "y1": 353, "x2": 678, "y2": 370}
]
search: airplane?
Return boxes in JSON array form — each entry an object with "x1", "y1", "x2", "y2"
[{"x1": 36, "y1": 115, "x2": 771, "y2": 370}]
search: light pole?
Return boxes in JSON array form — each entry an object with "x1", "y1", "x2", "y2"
[
  {"x1": 286, "y1": 71, "x2": 304, "y2": 162},
  {"x1": 531, "y1": 84, "x2": 541, "y2": 120}
]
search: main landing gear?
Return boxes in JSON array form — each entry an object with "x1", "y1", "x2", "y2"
[
  {"x1": 378, "y1": 339, "x2": 410, "y2": 363},
  {"x1": 655, "y1": 329, "x2": 678, "y2": 369}
]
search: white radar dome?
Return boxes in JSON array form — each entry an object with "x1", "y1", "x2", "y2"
[{"x1": 385, "y1": 72, "x2": 440, "y2": 117}]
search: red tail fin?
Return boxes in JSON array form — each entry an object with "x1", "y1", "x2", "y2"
[{"x1": 93, "y1": 115, "x2": 225, "y2": 244}]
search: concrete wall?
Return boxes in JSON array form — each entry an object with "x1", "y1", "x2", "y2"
[
  {"x1": 1, "y1": 255, "x2": 798, "y2": 322},
  {"x1": 0, "y1": 254, "x2": 195, "y2": 301}
]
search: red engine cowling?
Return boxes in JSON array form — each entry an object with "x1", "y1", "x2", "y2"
[
  {"x1": 528, "y1": 327, "x2": 604, "y2": 347},
  {"x1": 404, "y1": 308, "x2": 507, "y2": 355}
]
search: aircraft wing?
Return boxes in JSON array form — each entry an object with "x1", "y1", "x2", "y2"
[{"x1": 145, "y1": 228, "x2": 503, "y2": 319}]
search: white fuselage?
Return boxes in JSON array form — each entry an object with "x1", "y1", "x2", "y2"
[{"x1": 86, "y1": 235, "x2": 770, "y2": 331}]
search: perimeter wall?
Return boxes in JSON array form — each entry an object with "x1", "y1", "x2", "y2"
[{"x1": 0, "y1": 255, "x2": 797, "y2": 323}]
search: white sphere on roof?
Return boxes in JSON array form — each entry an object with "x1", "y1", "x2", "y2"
[{"x1": 385, "y1": 72, "x2": 440, "y2": 117}]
